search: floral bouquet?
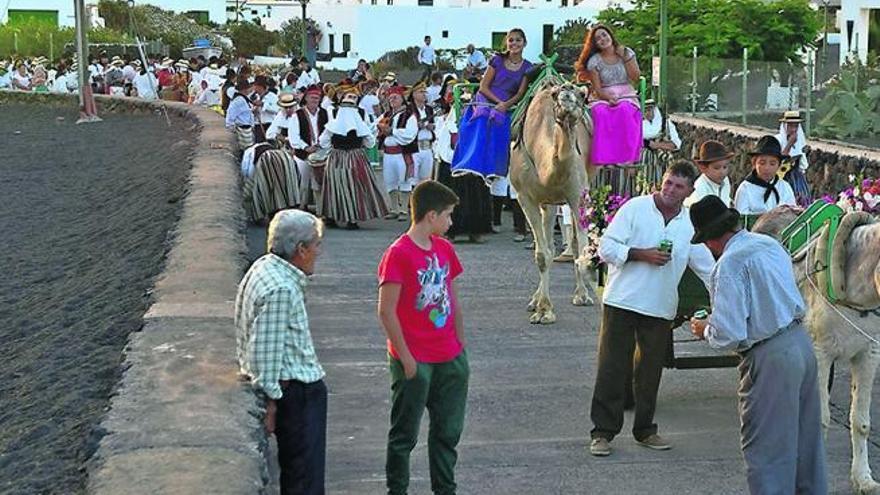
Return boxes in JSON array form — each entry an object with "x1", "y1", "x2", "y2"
[
  {"x1": 824, "y1": 174, "x2": 880, "y2": 214},
  {"x1": 577, "y1": 185, "x2": 630, "y2": 271}
]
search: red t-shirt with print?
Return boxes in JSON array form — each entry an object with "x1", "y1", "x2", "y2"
[{"x1": 378, "y1": 234, "x2": 464, "y2": 363}]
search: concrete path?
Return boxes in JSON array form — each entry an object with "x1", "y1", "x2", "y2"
[{"x1": 247, "y1": 214, "x2": 872, "y2": 494}]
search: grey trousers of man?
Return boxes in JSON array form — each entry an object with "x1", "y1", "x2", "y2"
[{"x1": 738, "y1": 323, "x2": 828, "y2": 495}]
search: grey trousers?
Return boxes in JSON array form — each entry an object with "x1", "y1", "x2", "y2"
[{"x1": 738, "y1": 324, "x2": 828, "y2": 495}]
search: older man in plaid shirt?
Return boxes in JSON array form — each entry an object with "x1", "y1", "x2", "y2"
[{"x1": 235, "y1": 209, "x2": 326, "y2": 495}]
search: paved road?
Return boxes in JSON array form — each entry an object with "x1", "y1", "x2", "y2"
[{"x1": 247, "y1": 213, "x2": 873, "y2": 494}]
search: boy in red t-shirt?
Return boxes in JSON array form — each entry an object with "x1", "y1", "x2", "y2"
[{"x1": 378, "y1": 180, "x2": 469, "y2": 495}]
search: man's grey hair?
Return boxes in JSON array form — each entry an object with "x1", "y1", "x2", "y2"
[{"x1": 268, "y1": 209, "x2": 324, "y2": 259}]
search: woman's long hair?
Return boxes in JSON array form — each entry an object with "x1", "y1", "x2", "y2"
[
  {"x1": 499, "y1": 28, "x2": 527, "y2": 60},
  {"x1": 574, "y1": 24, "x2": 619, "y2": 75}
]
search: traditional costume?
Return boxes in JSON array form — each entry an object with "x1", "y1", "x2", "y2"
[
  {"x1": 775, "y1": 110, "x2": 812, "y2": 207},
  {"x1": 242, "y1": 148, "x2": 301, "y2": 222},
  {"x1": 225, "y1": 85, "x2": 257, "y2": 150},
  {"x1": 733, "y1": 136, "x2": 797, "y2": 215},
  {"x1": 379, "y1": 85, "x2": 419, "y2": 218},
  {"x1": 317, "y1": 86, "x2": 388, "y2": 227},
  {"x1": 407, "y1": 82, "x2": 437, "y2": 188},
  {"x1": 289, "y1": 85, "x2": 329, "y2": 208}
]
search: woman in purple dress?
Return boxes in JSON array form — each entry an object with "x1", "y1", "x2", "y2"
[{"x1": 451, "y1": 28, "x2": 533, "y2": 182}]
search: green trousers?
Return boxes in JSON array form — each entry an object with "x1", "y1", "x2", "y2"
[{"x1": 386, "y1": 351, "x2": 469, "y2": 495}]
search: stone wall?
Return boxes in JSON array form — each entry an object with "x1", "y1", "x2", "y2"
[
  {"x1": 670, "y1": 115, "x2": 880, "y2": 197},
  {"x1": 0, "y1": 92, "x2": 266, "y2": 494}
]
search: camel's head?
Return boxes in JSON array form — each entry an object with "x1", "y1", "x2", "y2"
[{"x1": 550, "y1": 83, "x2": 587, "y2": 127}]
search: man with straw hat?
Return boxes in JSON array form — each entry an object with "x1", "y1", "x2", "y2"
[
  {"x1": 378, "y1": 85, "x2": 419, "y2": 220},
  {"x1": 689, "y1": 195, "x2": 827, "y2": 493},
  {"x1": 266, "y1": 92, "x2": 298, "y2": 141},
  {"x1": 105, "y1": 56, "x2": 126, "y2": 96}
]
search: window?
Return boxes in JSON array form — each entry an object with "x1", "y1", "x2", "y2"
[
  {"x1": 418, "y1": 0, "x2": 433, "y2": 5},
  {"x1": 491, "y1": 32, "x2": 507, "y2": 51},
  {"x1": 371, "y1": 0, "x2": 377, "y2": 4},
  {"x1": 387, "y1": 0, "x2": 393, "y2": 5},
  {"x1": 561, "y1": 0, "x2": 567, "y2": 5},
  {"x1": 343, "y1": 34, "x2": 351, "y2": 52},
  {"x1": 442, "y1": 30, "x2": 449, "y2": 38},
  {"x1": 503, "y1": 0, "x2": 510, "y2": 6},
  {"x1": 329, "y1": 34, "x2": 336, "y2": 53}
]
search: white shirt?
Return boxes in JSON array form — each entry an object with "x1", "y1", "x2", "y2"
[
  {"x1": 643, "y1": 109, "x2": 681, "y2": 150},
  {"x1": 685, "y1": 175, "x2": 732, "y2": 208},
  {"x1": 433, "y1": 112, "x2": 458, "y2": 164},
  {"x1": 12, "y1": 72, "x2": 30, "y2": 90},
  {"x1": 733, "y1": 179, "x2": 796, "y2": 215},
  {"x1": 132, "y1": 72, "x2": 157, "y2": 100},
  {"x1": 359, "y1": 93, "x2": 381, "y2": 120},
  {"x1": 194, "y1": 86, "x2": 221, "y2": 107},
  {"x1": 320, "y1": 95, "x2": 335, "y2": 113},
  {"x1": 704, "y1": 230, "x2": 805, "y2": 352},
  {"x1": 296, "y1": 68, "x2": 321, "y2": 90},
  {"x1": 467, "y1": 50, "x2": 487, "y2": 70},
  {"x1": 383, "y1": 110, "x2": 418, "y2": 147},
  {"x1": 412, "y1": 105, "x2": 433, "y2": 142},
  {"x1": 418, "y1": 45, "x2": 435, "y2": 65},
  {"x1": 260, "y1": 91, "x2": 280, "y2": 124},
  {"x1": 599, "y1": 195, "x2": 715, "y2": 320},
  {"x1": 225, "y1": 94, "x2": 255, "y2": 128},
  {"x1": 775, "y1": 123, "x2": 810, "y2": 171},
  {"x1": 50, "y1": 73, "x2": 70, "y2": 93},
  {"x1": 425, "y1": 85, "x2": 442, "y2": 106},
  {"x1": 122, "y1": 64, "x2": 136, "y2": 83},
  {"x1": 266, "y1": 110, "x2": 295, "y2": 140},
  {"x1": 0, "y1": 71, "x2": 14, "y2": 89},
  {"x1": 289, "y1": 108, "x2": 322, "y2": 150}
]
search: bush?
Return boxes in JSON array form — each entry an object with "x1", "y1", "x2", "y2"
[
  {"x1": 278, "y1": 18, "x2": 321, "y2": 58},
  {"x1": 814, "y1": 55, "x2": 880, "y2": 141},
  {"x1": 0, "y1": 21, "x2": 130, "y2": 60}
]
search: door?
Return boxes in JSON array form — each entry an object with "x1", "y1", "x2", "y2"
[{"x1": 542, "y1": 24, "x2": 554, "y2": 56}]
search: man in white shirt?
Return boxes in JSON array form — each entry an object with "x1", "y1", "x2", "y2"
[
  {"x1": 358, "y1": 80, "x2": 381, "y2": 122},
  {"x1": 417, "y1": 36, "x2": 435, "y2": 82},
  {"x1": 464, "y1": 44, "x2": 487, "y2": 81},
  {"x1": 688, "y1": 195, "x2": 827, "y2": 494},
  {"x1": 296, "y1": 59, "x2": 321, "y2": 91},
  {"x1": 132, "y1": 66, "x2": 157, "y2": 100},
  {"x1": 408, "y1": 82, "x2": 436, "y2": 189},
  {"x1": 589, "y1": 161, "x2": 714, "y2": 457},
  {"x1": 642, "y1": 100, "x2": 681, "y2": 152},
  {"x1": 424, "y1": 72, "x2": 443, "y2": 107},
  {"x1": 378, "y1": 85, "x2": 418, "y2": 219},
  {"x1": 266, "y1": 92, "x2": 298, "y2": 141},
  {"x1": 289, "y1": 86, "x2": 329, "y2": 208}
]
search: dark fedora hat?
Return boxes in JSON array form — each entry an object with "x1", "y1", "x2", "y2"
[
  {"x1": 690, "y1": 195, "x2": 741, "y2": 244},
  {"x1": 748, "y1": 135, "x2": 784, "y2": 160},
  {"x1": 694, "y1": 140, "x2": 734, "y2": 164}
]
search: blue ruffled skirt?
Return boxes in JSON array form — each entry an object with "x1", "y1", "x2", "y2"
[{"x1": 450, "y1": 104, "x2": 512, "y2": 182}]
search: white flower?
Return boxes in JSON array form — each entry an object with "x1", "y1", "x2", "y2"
[{"x1": 849, "y1": 174, "x2": 856, "y2": 182}]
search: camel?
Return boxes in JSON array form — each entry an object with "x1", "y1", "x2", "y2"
[
  {"x1": 753, "y1": 206, "x2": 880, "y2": 493},
  {"x1": 509, "y1": 80, "x2": 595, "y2": 324}
]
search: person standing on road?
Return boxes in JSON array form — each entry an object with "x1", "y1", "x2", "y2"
[
  {"x1": 418, "y1": 36, "x2": 436, "y2": 83},
  {"x1": 378, "y1": 180, "x2": 469, "y2": 495},
  {"x1": 688, "y1": 195, "x2": 827, "y2": 494},
  {"x1": 589, "y1": 161, "x2": 714, "y2": 457},
  {"x1": 235, "y1": 209, "x2": 327, "y2": 495}
]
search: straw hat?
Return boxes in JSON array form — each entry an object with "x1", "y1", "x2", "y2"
[
  {"x1": 779, "y1": 110, "x2": 803, "y2": 123},
  {"x1": 32, "y1": 56, "x2": 48, "y2": 66},
  {"x1": 278, "y1": 93, "x2": 298, "y2": 108},
  {"x1": 382, "y1": 71, "x2": 397, "y2": 82},
  {"x1": 110, "y1": 56, "x2": 124, "y2": 67},
  {"x1": 161, "y1": 57, "x2": 173, "y2": 67},
  {"x1": 406, "y1": 81, "x2": 427, "y2": 99}
]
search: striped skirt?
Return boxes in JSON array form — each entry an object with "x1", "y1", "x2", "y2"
[
  {"x1": 322, "y1": 148, "x2": 389, "y2": 224},
  {"x1": 242, "y1": 150, "x2": 301, "y2": 222},
  {"x1": 235, "y1": 125, "x2": 255, "y2": 151}
]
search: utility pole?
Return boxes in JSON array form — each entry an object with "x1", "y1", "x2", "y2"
[
  {"x1": 74, "y1": 0, "x2": 100, "y2": 123},
  {"x1": 300, "y1": 0, "x2": 311, "y2": 64},
  {"x1": 658, "y1": 0, "x2": 668, "y2": 120}
]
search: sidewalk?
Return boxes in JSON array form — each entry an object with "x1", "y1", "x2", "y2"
[{"x1": 248, "y1": 215, "x2": 863, "y2": 494}]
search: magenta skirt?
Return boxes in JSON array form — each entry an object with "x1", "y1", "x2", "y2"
[{"x1": 589, "y1": 88, "x2": 643, "y2": 165}]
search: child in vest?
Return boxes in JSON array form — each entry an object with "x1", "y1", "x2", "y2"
[
  {"x1": 734, "y1": 135, "x2": 797, "y2": 215},
  {"x1": 684, "y1": 140, "x2": 733, "y2": 207},
  {"x1": 377, "y1": 180, "x2": 469, "y2": 495}
]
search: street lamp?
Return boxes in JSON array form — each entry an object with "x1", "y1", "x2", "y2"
[{"x1": 300, "y1": 0, "x2": 310, "y2": 64}]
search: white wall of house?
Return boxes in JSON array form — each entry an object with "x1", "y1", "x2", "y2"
[
  {"x1": 263, "y1": 4, "x2": 598, "y2": 69},
  {"x1": 838, "y1": 0, "x2": 880, "y2": 63}
]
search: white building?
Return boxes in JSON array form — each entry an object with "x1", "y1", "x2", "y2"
[
  {"x1": 246, "y1": 0, "x2": 606, "y2": 69},
  {"x1": 837, "y1": 0, "x2": 880, "y2": 64},
  {"x1": 1, "y1": 1, "x2": 227, "y2": 27}
]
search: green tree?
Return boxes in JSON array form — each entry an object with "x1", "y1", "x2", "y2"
[
  {"x1": 97, "y1": 0, "x2": 220, "y2": 57},
  {"x1": 597, "y1": 0, "x2": 821, "y2": 65},
  {"x1": 552, "y1": 17, "x2": 592, "y2": 51},
  {"x1": 278, "y1": 18, "x2": 320, "y2": 57},
  {"x1": 227, "y1": 21, "x2": 278, "y2": 57}
]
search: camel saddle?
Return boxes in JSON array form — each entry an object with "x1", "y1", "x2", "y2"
[{"x1": 780, "y1": 200, "x2": 875, "y2": 304}]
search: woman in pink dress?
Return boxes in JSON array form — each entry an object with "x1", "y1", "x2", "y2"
[{"x1": 575, "y1": 24, "x2": 643, "y2": 195}]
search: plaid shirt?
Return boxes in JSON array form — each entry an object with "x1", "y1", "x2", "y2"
[{"x1": 235, "y1": 254, "x2": 325, "y2": 399}]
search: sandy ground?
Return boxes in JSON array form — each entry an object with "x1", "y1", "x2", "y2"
[{"x1": 0, "y1": 103, "x2": 193, "y2": 494}]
